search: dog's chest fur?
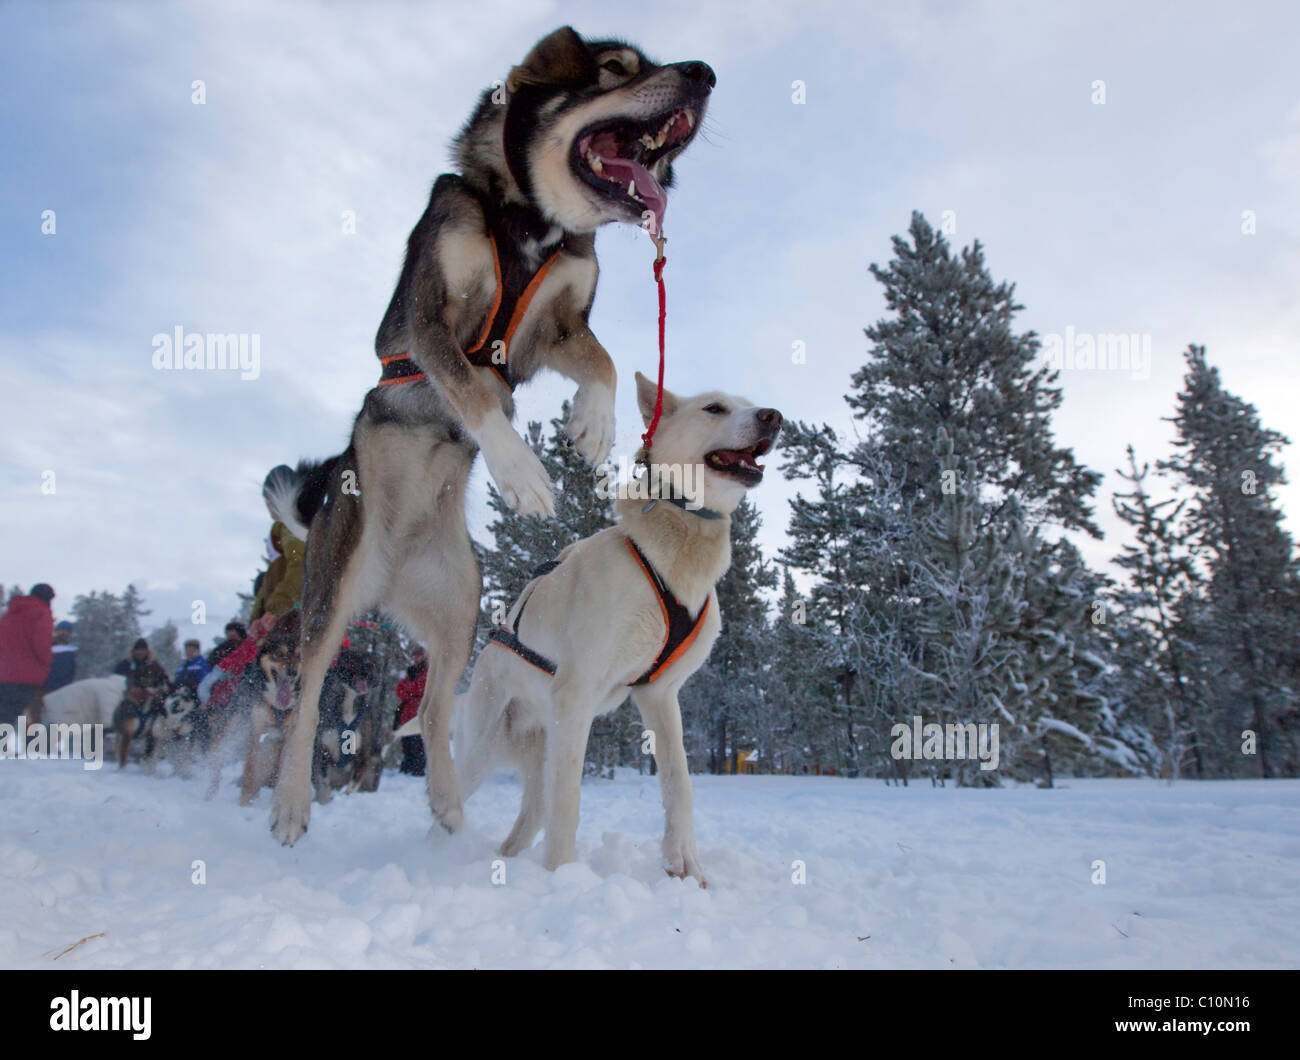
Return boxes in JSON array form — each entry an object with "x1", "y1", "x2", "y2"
[
  {"x1": 441, "y1": 199, "x2": 596, "y2": 370},
  {"x1": 379, "y1": 176, "x2": 598, "y2": 415}
]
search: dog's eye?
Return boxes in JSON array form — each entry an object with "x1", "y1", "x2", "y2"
[
  {"x1": 601, "y1": 58, "x2": 628, "y2": 76},
  {"x1": 703, "y1": 402, "x2": 728, "y2": 415}
]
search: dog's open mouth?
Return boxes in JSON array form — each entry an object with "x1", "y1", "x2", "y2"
[
  {"x1": 270, "y1": 674, "x2": 295, "y2": 710},
  {"x1": 705, "y1": 439, "x2": 771, "y2": 485},
  {"x1": 574, "y1": 106, "x2": 697, "y2": 231}
]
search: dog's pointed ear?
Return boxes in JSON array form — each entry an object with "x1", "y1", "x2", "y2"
[
  {"x1": 635, "y1": 371, "x2": 678, "y2": 426},
  {"x1": 507, "y1": 26, "x2": 594, "y2": 92}
]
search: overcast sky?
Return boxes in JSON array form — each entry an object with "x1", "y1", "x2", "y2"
[{"x1": 2, "y1": 0, "x2": 1297, "y2": 636}]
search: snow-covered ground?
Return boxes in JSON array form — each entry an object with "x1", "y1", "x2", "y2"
[{"x1": 2, "y1": 759, "x2": 1298, "y2": 969}]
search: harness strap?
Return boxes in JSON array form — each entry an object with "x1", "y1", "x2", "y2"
[
  {"x1": 377, "y1": 352, "x2": 427, "y2": 387},
  {"x1": 378, "y1": 231, "x2": 561, "y2": 393},
  {"x1": 484, "y1": 542, "x2": 708, "y2": 687},
  {"x1": 623, "y1": 537, "x2": 710, "y2": 686},
  {"x1": 125, "y1": 698, "x2": 166, "y2": 739},
  {"x1": 487, "y1": 627, "x2": 558, "y2": 676},
  {"x1": 486, "y1": 557, "x2": 563, "y2": 675}
]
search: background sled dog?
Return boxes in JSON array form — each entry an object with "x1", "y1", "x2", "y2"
[
  {"x1": 41, "y1": 675, "x2": 125, "y2": 730},
  {"x1": 312, "y1": 648, "x2": 383, "y2": 801},
  {"x1": 201, "y1": 617, "x2": 301, "y2": 801},
  {"x1": 236, "y1": 621, "x2": 301, "y2": 805},
  {"x1": 452, "y1": 373, "x2": 782, "y2": 884},
  {"x1": 262, "y1": 27, "x2": 714, "y2": 846}
]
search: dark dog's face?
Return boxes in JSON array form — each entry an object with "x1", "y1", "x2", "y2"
[
  {"x1": 331, "y1": 649, "x2": 373, "y2": 698},
  {"x1": 503, "y1": 26, "x2": 714, "y2": 234},
  {"x1": 258, "y1": 635, "x2": 299, "y2": 711}
]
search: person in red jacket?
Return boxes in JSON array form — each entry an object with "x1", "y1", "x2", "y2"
[
  {"x1": 0, "y1": 583, "x2": 56, "y2": 725},
  {"x1": 394, "y1": 646, "x2": 427, "y2": 776}
]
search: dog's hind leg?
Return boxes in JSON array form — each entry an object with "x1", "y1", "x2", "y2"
[
  {"x1": 271, "y1": 520, "x2": 371, "y2": 845},
  {"x1": 270, "y1": 605, "x2": 350, "y2": 843},
  {"x1": 500, "y1": 724, "x2": 546, "y2": 858},
  {"x1": 395, "y1": 550, "x2": 479, "y2": 835},
  {"x1": 416, "y1": 634, "x2": 473, "y2": 834},
  {"x1": 451, "y1": 668, "x2": 514, "y2": 802},
  {"x1": 541, "y1": 683, "x2": 597, "y2": 871},
  {"x1": 115, "y1": 719, "x2": 133, "y2": 770}
]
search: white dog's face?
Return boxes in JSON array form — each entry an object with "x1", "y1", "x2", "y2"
[{"x1": 635, "y1": 372, "x2": 783, "y2": 513}]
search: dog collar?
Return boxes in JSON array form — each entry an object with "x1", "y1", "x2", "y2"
[{"x1": 641, "y1": 494, "x2": 724, "y2": 520}]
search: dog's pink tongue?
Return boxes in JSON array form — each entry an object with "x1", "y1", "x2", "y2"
[
  {"x1": 599, "y1": 155, "x2": 667, "y2": 236},
  {"x1": 276, "y1": 680, "x2": 293, "y2": 709}
]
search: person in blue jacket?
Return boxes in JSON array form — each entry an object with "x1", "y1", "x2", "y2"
[
  {"x1": 43, "y1": 621, "x2": 78, "y2": 692},
  {"x1": 173, "y1": 638, "x2": 212, "y2": 693}
]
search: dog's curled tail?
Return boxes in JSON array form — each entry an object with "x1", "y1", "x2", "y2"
[{"x1": 263, "y1": 456, "x2": 340, "y2": 540}]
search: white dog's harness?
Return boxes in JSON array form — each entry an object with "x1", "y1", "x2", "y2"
[{"x1": 488, "y1": 534, "x2": 710, "y2": 686}]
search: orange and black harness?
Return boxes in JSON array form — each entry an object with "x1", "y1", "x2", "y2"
[
  {"x1": 378, "y1": 231, "x2": 563, "y2": 394},
  {"x1": 488, "y1": 535, "x2": 710, "y2": 687}
]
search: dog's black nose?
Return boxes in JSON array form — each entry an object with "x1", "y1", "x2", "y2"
[
  {"x1": 756, "y1": 407, "x2": 783, "y2": 431},
  {"x1": 676, "y1": 61, "x2": 716, "y2": 89}
]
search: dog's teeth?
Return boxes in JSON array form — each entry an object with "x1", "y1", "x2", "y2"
[{"x1": 685, "y1": 109, "x2": 695, "y2": 129}]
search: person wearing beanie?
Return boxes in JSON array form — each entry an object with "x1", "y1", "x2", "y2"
[
  {"x1": 173, "y1": 637, "x2": 211, "y2": 693},
  {"x1": 207, "y1": 621, "x2": 247, "y2": 667},
  {"x1": 112, "y1": 637, "x2": 170, "y2": 701},
  {"x1": 0, "y1": 583, "x2": 56, "y2": 725},
  {"x1": 43, "y1": 620, "x2": 78, "y2": 693}
]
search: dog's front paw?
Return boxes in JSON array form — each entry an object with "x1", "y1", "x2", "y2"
[
  {"x1": 663, "y1": 833, "x2": 708, "y2": 888},
  {"x1": 269, "y1": 783, "x2": 311, "y2": 846},
  {"x1": 481, "y1": 426, "x2": 555, "y2": 517},
  {"x1": 566, "y1": 382, "x2": 615, "y2": 467},
  {"x1": 432, "y1": 802, "x2": 464, "y2": 834}
]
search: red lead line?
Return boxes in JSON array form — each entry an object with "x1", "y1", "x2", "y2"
[{"x1": 641, "y1": 236, "x2": 668, "y2": 451}]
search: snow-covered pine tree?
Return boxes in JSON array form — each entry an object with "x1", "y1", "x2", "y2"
[
  {"x1": 1110, "y1": 445, "x2": 1201, "y2": 779},
  {"x1": 69, "y1": 587, "x2": 146, "y2": 676},
  {"x1": 911, "y1": 429, "x2": 1030, "y2": 786},
  {"x1": 851, "y1": 211, "x2": 1103, "y2": 536},
  {"x1": 778, "y1": 421, "x2": 876, "y2": 774},
  {"x1": 761, "y1": 567, "x2": 821, "y2": 773},
  {"x1": 679, "y1": 496, "x2": 776, "y2": 773},
  {"x1": 1157, "y1": 345, "x2": 1300, "y2": 777},
  {"x1": 150, "y1": 620, "x2": 182, "y2": 675},
  {"x1": 846, "y1": 212, "x2": 1110, "y2": 781},
  {"x1": 1016, "y1": 535, "x2": 1125, "y2": 782},
  {"x1": 837, "y1": 439, "x2": 927, "y2": 780}
]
